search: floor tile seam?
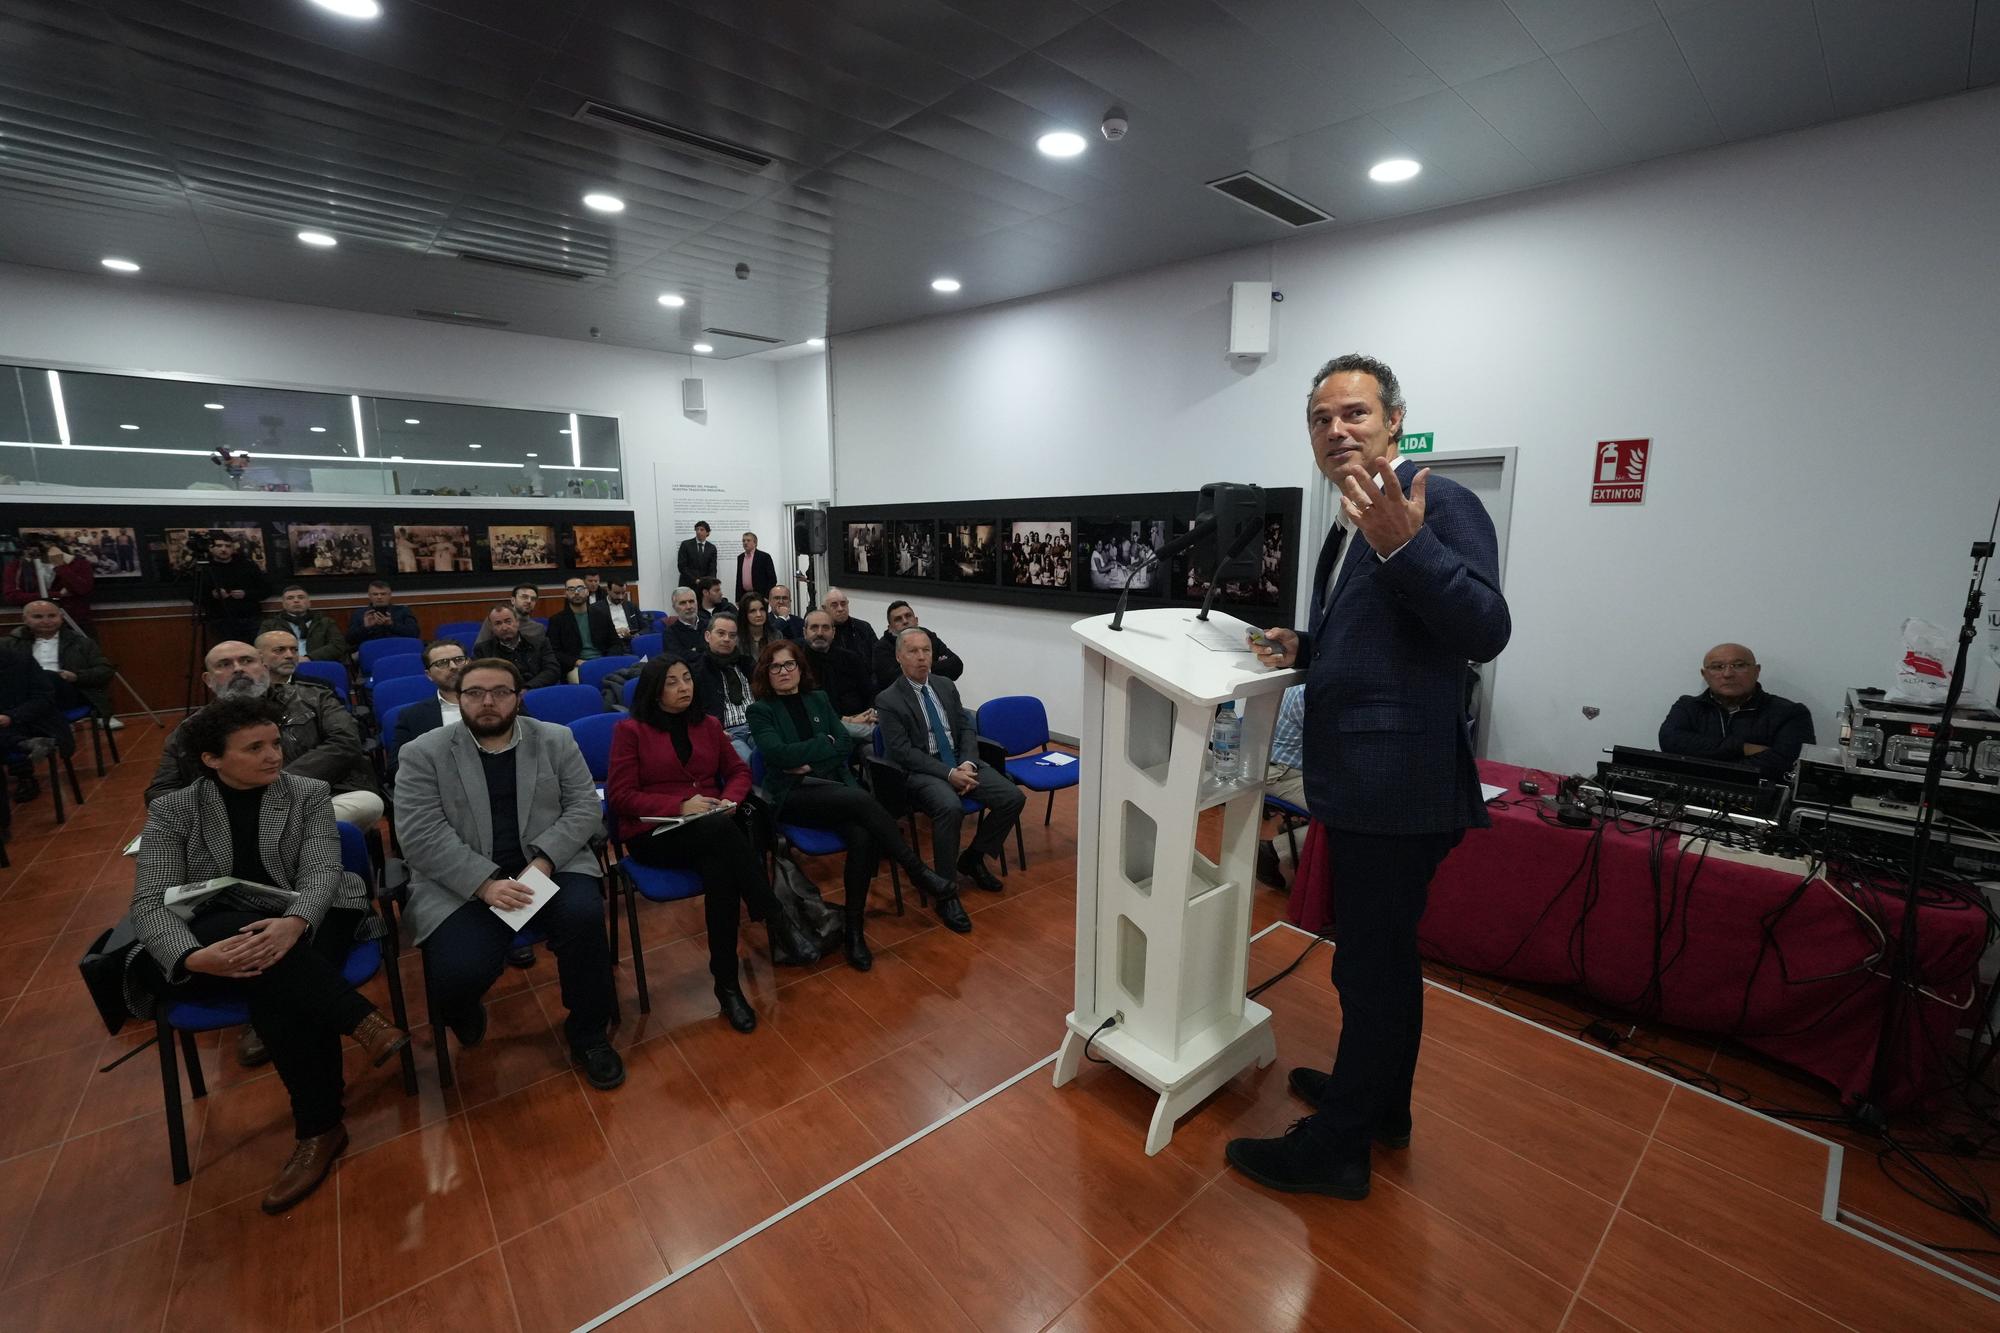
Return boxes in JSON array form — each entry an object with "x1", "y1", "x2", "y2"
[
  {"x1": 570, "y1": 1051, "x2": 1058, "y2": 1333},
  {"x1": 1836, "y1": 1209, "x2": 2000, "y2": 1294},
  {"x1": 0, "y1": 1219, "x2": 181, "y2": 1298},
  {"x1": 450, "y1": 1063, "x2": 524, "y2": 1325},
  {"x1": 666, "y1": 1010, "x2": 828, "y2": 1127},
  {"x1": 0, "y1": 1145, "x2": 60, "y2": 1292},
  {"x1": 843, "y1": 1158, "x2": 992, "y2": 1333},
  {"x1": 1356, "y1": 1163, "x2": 1591, "y2": 1303},
  {"x1": 1403, "y1": 1034, "x2": 1654, "y2": 1159},
  {"x1": 335, "y1": 1248, "x2": 509, "y2": 1329},
  {"x1": 1555, "y1": 1081, "x2": 1673, "y2": 1329},
  {"x1": 1601, "y1": 1206, "x2": 1868, "y2": 1332},
  {"x1": 0, "y1": 998, "x2": 124, "y2": 1290},
  {"x1": 1396, "y1": 1080, "x2": 1643, "y2": 1209},
  {"x1": 332, "y1": 1157, "x2": 346, "y2": 1326}
]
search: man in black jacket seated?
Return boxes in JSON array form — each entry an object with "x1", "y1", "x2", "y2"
[
  {"x1": 392, "y1": 639, "x2": 469, "y2": 757},
  {"x1": 870, "y1": 600, "x2": 965, "y2": 692},
  {"x1": 801, "y1": 609, "x2": 878, "y2": 725},
  {"x1": 547, "y1": 576, "x2": 618, "y2": 680},
  {"x1": 822, "y1": 587, "x2": 875, "y2": 661},
  {"x1": 473, "y1": 605, "x2": 561, "y2": 690},
  {"x1": 1658, "y1": 642, "x2": 1815, "y2": 779},
  {"x1": 661, "y1": 586, "x2": 708, "y2": 661},
  {"x1": 347, "y1": 580, "x2": 420, "y2": 651},
  {"x1": 0, "y1": 643, "x2": 68, "y2": 802},
  {"x1": 690, "y1": 612, "x2": 756, "y2": 758}
]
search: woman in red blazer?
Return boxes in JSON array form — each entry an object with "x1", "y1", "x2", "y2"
[{"x1": 609, "y1": 656, "x2": 818, "y2": 1032}]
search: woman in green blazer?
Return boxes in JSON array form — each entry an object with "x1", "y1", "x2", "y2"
[{"x1": 746, "y1": 639, "x2": 957, "y2": 971}]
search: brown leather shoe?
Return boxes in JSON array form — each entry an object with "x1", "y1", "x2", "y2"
[
  {"x1": 261, "y1": 1124, "x2": 347, "y2": 1215},
  {"x1": 352, "y1": 1010, "x2": 410, "y2": 1067}
]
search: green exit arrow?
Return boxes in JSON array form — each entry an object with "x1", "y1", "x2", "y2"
[{"x1": 1400, "y1": 431, "x2": 1434, "y2": 454}]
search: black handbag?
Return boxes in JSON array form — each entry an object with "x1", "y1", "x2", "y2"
[{"x1": 77, "y1": 915, "x2": 137, "y2": 1036}]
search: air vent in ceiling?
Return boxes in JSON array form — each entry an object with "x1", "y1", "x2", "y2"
[
  {"x1": 456, "y1": 251, "x2": 590, "y2": 281},
  {"x1": 412, "y1": 308, "x2": 511, "y2": 329},
  {"x1": 1206, "y1": 173, "x2": 1331, "y2": 227},
  {"x1": 701, "y1": 326, "x2": 783, "y2": 345},
  {"x1": 573, "y1": 100, "x2": 775, "y2": 171}
]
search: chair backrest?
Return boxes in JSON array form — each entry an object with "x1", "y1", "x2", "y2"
[
  {"x1": 378, "y1": 703, "x2": 413, "y2": 763},
  {"x1": 293, "y1": 659, "x2": 350, "y2": 703},
  {"x1": 621, "y1": 674, "x2": 642, "y2": 709},
  {"x1": 640, "y1": 611, "x2": 667, "y2": 627},
  {"x1": 357, "y1": 636, "x2": 424, "y2": 674},
  {"x1": 522, "y1": 683, "x2": 604, "y2": 725},
  {"x1": 434, "y1": 620, "x2": 484, "y2": 638},
  {"x1": 568, "y1": 712, "x2": 621, "y2": 781},
  {"x1": 578, "y1": 655, "x2": 640, "y2": 690},
  {"x1": 531, "y1": 616, "x2": 549, "y2": 628},
  {"x1": 441, "y1": 629, "x2": 480, "y2": 656},
  {"x1": 370, "y1": 653, "x2": 426, "y2": 682},
  {"x1": 369, "y1": 674, "x2": 436, "y2": 718},
  {"x1": 976, "y1": 695, "x2": 1052, "y2": 757},
  {"x1": 334, "y1": 820, "x2": 377, "y2": 896},
  {"x1": 630, "y1": 633, "x2": 663, "y2": 660}
]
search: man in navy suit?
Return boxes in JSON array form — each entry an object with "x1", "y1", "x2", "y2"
[{"x1": 1228, "y1": 353, "x2": 1510, "y2": 1201}]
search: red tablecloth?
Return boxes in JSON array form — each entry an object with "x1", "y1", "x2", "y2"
[{"x1": 1287, "y1": 760, "x2": 1989, "y2": 1109}]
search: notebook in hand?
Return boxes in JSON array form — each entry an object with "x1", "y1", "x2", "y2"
[{"x1": 162, "y1": 877, "x2": 299, "y2": 921}]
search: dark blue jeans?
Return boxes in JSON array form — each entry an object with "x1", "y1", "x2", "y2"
[{"x1": 422, "y1": 872, "x2": 614, "y2": 1049}]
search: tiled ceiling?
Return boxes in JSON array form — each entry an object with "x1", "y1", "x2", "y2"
[{"x1": 0, "y1": 0, "x2": 1993, "y2": 358}]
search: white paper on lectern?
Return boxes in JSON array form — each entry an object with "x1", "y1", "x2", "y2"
[
  {"x1": 488, "y1": 864, "x2": 562, "y2": 932},
  {"x1": 1182, "y1": 611, "x2": 1262, "y2": 654}
]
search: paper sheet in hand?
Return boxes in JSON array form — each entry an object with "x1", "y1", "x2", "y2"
[
  {"x1": 488, "y1": 865, "x2": 562, "y2": 932},
  {"x1": 1182, "y1": 611, "x2": 1263, "y2": 654}
]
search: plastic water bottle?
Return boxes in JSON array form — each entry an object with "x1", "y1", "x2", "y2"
[{"x1": 1209, "y1": 704, "x2": 1243, "y2": 784}]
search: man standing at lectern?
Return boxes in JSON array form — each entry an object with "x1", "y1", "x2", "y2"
[{"x1": 1231, "y1": 353, "x2": 1510, "y2": 1200}]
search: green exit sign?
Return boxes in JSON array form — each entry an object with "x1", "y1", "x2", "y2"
[{"x1": 1401, "y1": 431, "x2": 1435, "y2": 454}]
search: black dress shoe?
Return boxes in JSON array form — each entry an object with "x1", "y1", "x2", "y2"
[
  {"x1": 1225, "y1": 1119, "x2": 1370, "y2": 1199},
  {"x1": 933, "y1": 891, "x2": 973, "y2": 934},
  {"x1": 1255, "y1": 839, "x2": 1286, "y2": 889},
  {"x1": 956, "y1": 850, "x2": 1004, "y2": 893},
  {"x1": 574, "y1": 1042, "x2": 627, "y2": 1090},
  {"x1": 843, "y1": 917, "x2": 873, "y2": 972},
  {"x1": 1286, "y1": 1067, "x2": 1412, "y2": 1148},
  {"x1": 448, "y1": 1000, "x2": 488, "y2": 1048},
  {"x1": 716, "y1": 987, "x2": 757, "y2": 1033},
  {"x1": 505, "y1": 944, "x2": 536, "y2": 969}
]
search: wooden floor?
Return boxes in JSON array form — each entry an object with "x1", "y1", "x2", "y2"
[{"x1": 0, "y1": 717, "x2": 1995, "y2": 1332}]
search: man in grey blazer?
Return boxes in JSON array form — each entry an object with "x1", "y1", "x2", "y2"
[
  {"x1": 875, "y1": 627, "x2": 1025, "y2": 892},
  {"x1": 394, "y1": 657, "x2": 625, "y2": 1090}
]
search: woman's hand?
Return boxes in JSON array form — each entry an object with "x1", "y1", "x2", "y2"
[
  {"x1": 232, "y1": 916, "x2": 309, "y2": 971},
  {"x1": 185, "y1": 933, "x2": 270, "y2": 978},
  {"x1": 681, "y1": 794, "x2": 720, "y2": 815},
  {"x1": 786, "y1": 764, "x2": 812, "y2": 775}
]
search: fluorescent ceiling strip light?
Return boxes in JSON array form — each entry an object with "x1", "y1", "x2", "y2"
[
  {"x1": 569, "y1": 413, "x2": 581, "y2": 469},
  {"x1": 0, "y1": 440, "x2": 522, "y2": 468},
  {"x1": 46, "y1": 371, "x2": 70, "y2": 446},
  {"x1": 543, "y1": 465, "x2": 620, "y2": 472},
  {"x1": 350, "y1": 394, "x2": 367, "y2": 458}
]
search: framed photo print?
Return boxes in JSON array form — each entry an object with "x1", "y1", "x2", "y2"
[
  {"x1": 940, "y1": 520, "x2": 997, "y2": 583},
  {"x1": 888, "y1": 519, "x2": 937, "y2": 578},
  {"x1": 1076, "y1": 519, "x2": 1168, "y2": 593},
  {"x1": 17, "y1": 525, "x2": 143, "y2": 578},
  {"x1": 572, "y1": 523, "x2": 635, "y2": 567},
  {"x1": 392, "y1": 524, "x2": 472, "y2": 575},
  {"x1": 844, "y1": 520, "x2": 886, "y2": 576},
  {"x1": 286, "y1": 522, "x2": 377, "y2": 576},
  {"x1": 162, "y1": 526, "x2": 268, "y2": 577},
  {"x1": 488, "y1": 523, "x2": 558, "y2": 570},
  {"x1": 1005, "y1": 520, "x2": 1072, "y2": 589}
]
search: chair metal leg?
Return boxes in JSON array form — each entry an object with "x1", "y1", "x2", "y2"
[
  {"x1": 180, "y1": 1029, "x2": 207, "y2": 1099},
  {"x1": 889, "y1": 860, "x2": 904, "y2": 916},
  {"x1": 157, "y1": 1015, "x2": 192, "y2": 1185},
  {"x1": 85, "y1": 721, "x2": 105, "y2": 778},
  {"x1": 606, "y1": 872, "x2": 622, "y2": 965},
  {"x1": 61, "y1": 750, "x2": 84, "y2": 805},
  {"x1": 1284, "y1": 818, "x2": 1300, "y2": 863},
  {"x1": 377, "y1": 924, "x2": 418, "y2": 1097},
  {"x1": 102, "y1": 715, "x2": 120, "y2": 766},
  {"x1": 624, "y1": 871, "x2": 650, "y2": 1013},
  {"x1": 1044, "y1": 790, "x2": 1055, "y2": 825},
  {"x1": 45, "y1": 750, "x2": 65, "y2": 825},
  {"x1": 1014, "y1": 818, "x2": 1028, "y2": 871}
]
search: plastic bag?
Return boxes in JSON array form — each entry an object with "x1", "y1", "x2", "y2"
[{"x1": 1889, "y1": 618, "x2": 1953, "y2": 705}]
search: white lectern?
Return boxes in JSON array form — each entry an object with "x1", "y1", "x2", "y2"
[{"x1": 1053, "y1": 607, "x2": 1303, "y2": 1154}]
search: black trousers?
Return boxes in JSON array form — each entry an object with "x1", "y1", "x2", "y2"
[
  {"x1": 777, "y1": 782, "x2": 925, "y2": 915},
  {"x1": 904, "y1": 760, "x2": 1026, "y2": 874},
  {"x1": 1316, "y1": 829, "x2": 1462, "y2": 1159},
  {"x1": 625, "y1": 812, "x2": 777, "y2": 987},
  {"x1": 153, "y1": 907, "x2": 372, "y2": 1139},
  {"x1": 422, "y1": 873, "x2": 615, "y2": 1049}
]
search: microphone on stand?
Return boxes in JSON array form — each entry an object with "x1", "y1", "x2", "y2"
[{"x1": 1110, "y1": 483, "x2": 1265, "y2": 631}]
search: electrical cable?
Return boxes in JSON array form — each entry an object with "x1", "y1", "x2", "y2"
[
  {"x1": 1081, "y1": 1014, "x2": 1117, "y2": 1064},
  {"x1": 1248, "y1": 930, "x2": 1331, "y2": 1001}
]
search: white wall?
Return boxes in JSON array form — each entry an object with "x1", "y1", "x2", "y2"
[
  {"x1": 0, "y1": 263, "x2": 785, "y2": 599},
  {"x1": 831, "y1": 88, "x2": 2000, "y2": 772},
  {"x1": 774, "y1": 352, "x2": 831, "y2": 505}
]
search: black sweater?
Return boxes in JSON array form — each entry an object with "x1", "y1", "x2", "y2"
[{"x1": 1658, "y1": 686, "x2": 1815, "y2": 778}]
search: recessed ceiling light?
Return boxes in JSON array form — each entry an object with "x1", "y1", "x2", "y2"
[
  {"x1": 582, "y1": 192, "x2": 625, "y2": 213},
  {"x1": 525, "y1": 452, "x2": 539, "y2": 458},
  {"x1": 692, "y1": 343, "x2": 714, "y2": 354},
  {"x1": 1368, "y1": 158, "x2": 1421, "y2": 183},
  {"x1": 657, "y1": 293, "x2": 685, "y2": 308},
  {"x1": 1037, "y1": 131, "x2": 1087, "y2": 158},
  {"x1": 297, "y1": 230, "x2": 338, "y2": 248},
  {"x1": 558, "y1": 428, "x2": 571, "y2": 435},
  {"x1": 403, "y1": 418, "x2": 419, "y2": 424},
  {"x1": 203, "y1": 402, "x2": 224, "y2": 410},
  {"x1": 309, "y1": 426, "x2": 327, "y2": 433},
  {"x1": 118, "y1": 423, "x2": 139, "y2": 430},
  {"x1": 101, "y1": 257, "x2": 140, "y2": 273},
  {"x1": 806, "y1": 337, "x2": 825, "y2": 347},
  {"x1": 388, "y1": 455, "x2": 405, "y2": 461},
  {"x1": 467, "y1": 443, "x2": 482, "y2": 449},
  {"x1": 309, "y1": 0, "x2": 382, "y2": 18},
  {"x1": 931, "y1": 277, "x2": 961, "y2": 293}
]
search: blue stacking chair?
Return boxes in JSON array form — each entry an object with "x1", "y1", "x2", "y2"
[
  {"x1": 749, "y1": 750, "x2": 904, "y2": 918},
  {"x1": 357, "y1": 636, "x2": 424, "y2": 680},
  {"x1": 293, "y1": 659, "x2": 350, "y2": 703},
  {"x1": 378, "y1": 702, "x2": 415, "y2": 769},
  {"x1": 870, "y1": 725, "x2": 998, "y2": 877},
  {"x1": 630, "y1": 632, "x2": 663, "y2": 660},
  {"x1": 522, "y1": 683, "x2": 604, "y2": 725},
  {"x1": 434, "y1": 620, "x2": 484, "y2": 639},
  {"x1": 152, "y1": 820, "x2": 416, "y2": 1183},
  {"x1": 1263, "y1": 792, "x2": 1311, "y2": 863},
  {"x1": 578, "y1": 655, "x2": 639, "y2": 691},
  {"x1": 977, "y1": 695, "x2": 1077, "y2": 865},
  {"x1": 369, "y1": 673, "x2": 436, "y2": 721},
  {"x1": 441, "y1": 629, "x2": 480, "y2": 657},
  {"x1": 370, "y1": 653, "x2": 425, "y2": 683},
  {"x1": 620, "y1": 676, "x2": 642, "y2": 710},
  {"x1": 3, "y1": 734, "x2": 83, "y2": 825},
  {"x1": 65, "y1": 702, "x2": 120, "y2": 776}
]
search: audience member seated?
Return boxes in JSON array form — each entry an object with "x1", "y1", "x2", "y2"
[
  {"x1": 738, "y1": 593, "x2": 785, "y2": 661},
  {"x1": 822, "y1": 586, "x2": 875, "y2": 661},
  {"x1": 583, "y1": 572, "x2": 607, "y2": 603},
  {"x1": 603, "y1": 580, "x2": 650, "y2": 649},
  {"x1": 548, "y1": 575, "x2": 618, "y2": 680},
  {"x1": 392, "y1": 639, "x2": 469, "y2": 754},
  {"x1": 1659, "y1": 642, "x2": 1815, "y2": 779},
  {"x1": 473, "y1": 605, "x2": 561, "y2": 689},
  {"x1": 122, "y1": 695, "x2": 409, "y2": 1214},
  {"x1": 767, "y1": 584, "x2": 804, "y2": 641},
  {"x1": 508, "y1": 584, "x2": 550, "y2": 641},
  {"x1": 255, "y1": 629, "x2": 311, "y2": 691},
  {"x1": 346, "y1": 580, "x2": 420, "y2": 649},
  {"x1": 676, "y1": 520, "x2": 718, "y2": 590},
  {"x1": 869, "y1": 599, "x2": 965, "y2": 692},
  {"x1": 394, "y1": 659, "x2": 625, "y2": 1089},
  {"x1": 800, "y1": 609, "x2": 878, "y2": 727},
  {"x1": 662, "y1": 586, "x2": 708, "y2": 661},
  {"x1": 202, "y1": 534, "x2": 270, "y2": 647},
  {"x1": 1257, "y1": 684, "x2": 1306, "y2": 888},
  {"x1": 4, "y1": 535, "x2": 97, "y2": 635},
  {"x1": 0, "y1": 642, "x2": 68, "y2": 801},
  {"x1": 696, "y1": 576, "x2": 735, "y2": 622},
  {"x1": 261, "y1": 584, "x2": 350, "y2": 664},
  {"x1": 692, "y1": 612, "x2": 756, "y2": 759},
  {"x1": 609, "y1": 656, "x2": 819, "y2": 1032},
  {"x1": 734, "y1": 530, "x2": 778, "y2": 602},
  {"x1": 7, "y1": 597, "x2": 118, "y2": 727},
  {"x1": 747, "y1": 640, "x2": 966, "y2": 971},
  {"x1": 876, "y1": 627, "x2": 1024, "y2": 894}
]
